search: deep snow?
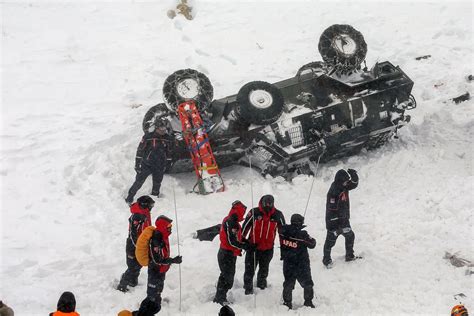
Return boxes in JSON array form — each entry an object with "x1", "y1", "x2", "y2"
[{"x1": 1, "y1": 1, "x2": 473, "y2": 315}]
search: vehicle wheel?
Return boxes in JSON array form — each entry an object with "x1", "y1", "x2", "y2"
[
  {"x1": 163, "y1": 69, "x2": 214, "y2": 112},
  {"x1": 142, "y1": 103, "x2": 170, "y2": 133},
  {"x1": 296, "y1": 61, "x2": 328, "y2": 77},
  {"x1": 236, "y1": 81, "x2": 284, "y2": 125},
  {"x1": 318, "y1": 24, "x2": 367, "y2": 73}
]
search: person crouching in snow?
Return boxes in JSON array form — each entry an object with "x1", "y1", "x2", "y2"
[
  {"x1": 49, "y1": 291, "x2": 79, "y2": 316},
  {"x1": 213, "y1": 201, "x2": 253, "y2": 305},
  {"x1": 242, "y1": 194, "x2": 285, "y2": 294},
  {"x1": 279, "y1": 214, "x2": 316, "y2": 309},
  {"x1": 117, "y1": 195, "x2": 155, "y2": 292},
  {"x1": 133, "y1": 215, "x2": 182, "y2": 315}
]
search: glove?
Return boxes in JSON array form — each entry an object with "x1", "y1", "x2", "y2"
[
  {"x1": 135, "y1": 165, "x2": 141, "y2": 173},
  {"x1": 171, "y1": 256, "x2": 182, "y2": 264}
]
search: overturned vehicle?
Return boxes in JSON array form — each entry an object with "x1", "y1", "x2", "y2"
[{"x1": 143, "y1": 24, "x2": 416, "y2": 178}]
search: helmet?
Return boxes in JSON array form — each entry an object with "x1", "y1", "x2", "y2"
[
  {"x1": 137, "y1": 195, "x2": 155, "y2": 210},
  {"x1": 290, "y1": 214, "x2": 305, "y2": 227},
  {"x1": 451, "y1": 305, "x2": 468, "y2": 316}
]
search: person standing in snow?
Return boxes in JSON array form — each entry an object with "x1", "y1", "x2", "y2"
[
  {"x1": 213, "y1": 201, "x2": 253, "y2": 305},
  {"x1": 279, "y1": 214, "x2": 316, "y2": 309},
  {"x1": 133, "y1": 215, "x2": 182, "y2": 315},
  {"x1": 125, "y1": 118, "x2": 175, "y2": 205},
  {"x1": 49, "y1": 292, "x2": 79, "y2": 316},
  {"x1": 323, "y1": 168, "x2": 359, "y2": 267},
  {"x1": 117, "y1": 195, "x2": 155, "y2": 292},
  {"x1": 242, "y1": 194, "x2": 285, "y2": 294}
]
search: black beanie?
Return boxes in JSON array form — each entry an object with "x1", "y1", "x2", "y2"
[
  {"x1": 57, "y1": 291, "x2": 76, "y2": 312},
  {"x1": 219, "y1": 305, "x2": 235, "y2": 316}
]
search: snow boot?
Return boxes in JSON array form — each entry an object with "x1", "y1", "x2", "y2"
[
  {"x1": 257, "y1": 279, "x2": 267, "y2": 290},
  {"x1": 125, "y1": 196, "x2": 133, "y2": 206},
  {"x1": 322, "y1": 257, "x2": 333, "y2": 267},
  {"x1": 128, "y1": 278, "x2": 138, "y2": 287},
  {"x1": 304, "y1": 300, "x2": 315, "y2": 308},
  {"x1": 116, "y1": 283, "x2": 129, "y2": 293},
  {"x1": 244, "y1": 288, "x2": 253, "y2": 295},
  {"x1": 213, "y1": 296, "x2": 229, "y2": 306},
  {"x1": 283, "y1": 301, "x2": 292, "y2": 309}
]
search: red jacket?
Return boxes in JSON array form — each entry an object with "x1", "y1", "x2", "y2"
[
  {"x1": 149, "y1": 216, "x2": 172, "y2": 273},
  {"x1": 219, "y1": 202, "x2": 247, "y2": 256},
  {"x1": 242, "y1": 199, "x2": 285, "y2": 251}
]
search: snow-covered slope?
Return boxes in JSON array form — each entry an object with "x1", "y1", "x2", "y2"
[{"x1": 1, "y1": 1, "x2": 472, "y2": 315}]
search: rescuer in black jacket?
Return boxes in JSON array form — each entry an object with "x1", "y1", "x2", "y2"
[
  {"x1": 280, "y1": 214, "x2": 316, "y2": 309},
  {"x1": 125, "y1": 118, "x2": 175, "y2": 204},
  {"x1": 323, "y1": 168, "x2": 359, "y2": 267}
]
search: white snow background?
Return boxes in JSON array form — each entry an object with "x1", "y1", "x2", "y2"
[{"x1": 1, "y1": 0, "x2": 473, "y2": 315}]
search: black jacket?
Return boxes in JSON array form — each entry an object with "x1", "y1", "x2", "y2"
[
  {"x1": 279, "y1": 224, "x2": 316, "y2": 264},
  {"x1": 325, "y1": 169, "x2": 359, "y2": 230},
  {"x1": 135, "y1": 132, "x2": 175, "y2": 170}
]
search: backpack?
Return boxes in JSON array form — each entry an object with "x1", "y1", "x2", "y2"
[{"x1": 135, "y1": 226, "x2": 155, "y2": 266}]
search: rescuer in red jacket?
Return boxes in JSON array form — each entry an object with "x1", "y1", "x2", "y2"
[
  {"x1": 117, "y1": 196, "x2": 155, "y2": 293},
  {"x1": 213, "y1": 201, "x2": 253, "y2": 305},
  {"x1": 242, "y1": 195, "x2": 285, "y2": 294}
]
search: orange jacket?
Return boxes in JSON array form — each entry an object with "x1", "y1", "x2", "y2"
[{"x1": 50, "y1": 312, "x2": 80, "y2": 316}]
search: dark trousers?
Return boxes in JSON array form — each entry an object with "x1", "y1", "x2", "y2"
[
  {"x1": 146, "y1": 267, "x2": 166, "y2": 302},
  {"x1": 282, "y1": 260, "x2": 314, "y2": 304},
  {"x1": 119, "y1": 238, "x2": 142, "y2": 287},
  {"x1": 135, "y1": 267, "x2": 166, "y2": 316},
  {"x1": 214, "y1": 249, "x2": 237, "y2": 301},
  {"x1": 244, "y1": 248, "x2": 274, "y2": 290},
  {"x1": 323, "y1": 227, "x2": 355, "y2": 260},
  {"x1": 127, "y1": 164, "x2": 164, "y2": 201}
]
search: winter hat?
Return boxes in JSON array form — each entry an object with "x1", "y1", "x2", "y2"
[
  {"x1": 117, "y1": 310, "x2": 133, "y2": 316},
  {"x1": 290, "y1": 213, "x2": 305, "y2": 228},
  {"x1": 57, "y1": 291, "x2": 76, "y2": 313},
  {"x1": 219, "y1": 305, "x2": 235, "y2": 316},
  {"x1": 137, "y1": 196, "x2": 155, "y2": 210},
  {"x1": 451, "y1": 304, "x2": 468, "y2": 316}
]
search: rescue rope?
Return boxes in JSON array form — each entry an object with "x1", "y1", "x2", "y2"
[
  {"x1": 172, "y1": 186, "x2": 182, "y2": 312},
  {"x1": 247, "y1": 155, "x2": 257, "y2": 310},
  {"x1": 303, "y1": 149, "x2": 325, "y2": 217}
]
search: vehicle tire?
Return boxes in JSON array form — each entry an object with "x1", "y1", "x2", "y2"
[
  {"x1": 318, "y1": 24, "x2": 367, "y2": 73},
  {"x1": 296, "y1": 61, "x2": 327, "y2": 77},
  {"x1": 163, "y1": 69, "x2": 213, "y2": 112},
  {"x1": 142, "y1": 103, "x2": 170, "y2": 133},
  {"x1": 236, "y1": 81, "x2": 284, "y2": 125}
]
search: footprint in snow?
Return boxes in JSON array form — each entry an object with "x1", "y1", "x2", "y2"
[{"x1": 182, "y1": 35, "x2": 191, "y2": 42}]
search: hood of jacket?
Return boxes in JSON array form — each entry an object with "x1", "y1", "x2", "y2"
[
  {"x1": 57, "y1": 291, "x2": 76, "y2": 313},
  {"x1": 155, "y1": 215, "x2": 173, "y2": 238},
  {"x1": 258, "y1": 195, "x2": 276, "y2": 216},
  {"x1": 228, "y1": 202, "x2": 246, "y2": 222},
  {"x1": 334, "y1": 169, "x2": 351, "y2": 187},
  {"x1": 130, "y1": 202, "x2": 151, "y2": 216}
]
